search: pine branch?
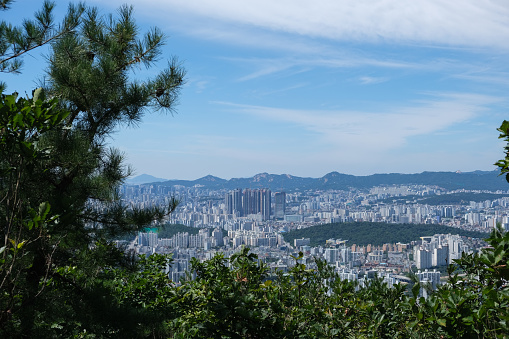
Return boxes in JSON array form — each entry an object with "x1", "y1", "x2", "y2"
[
  {"x1": 0, "y1": 0, "x2": 13, "y2": 11},
  {"x1": 1, "y1": 29, "x2": 68, "y2": 66},
  {"x1": 0, "y1": 1, "x2": 84, "y2": 74}
]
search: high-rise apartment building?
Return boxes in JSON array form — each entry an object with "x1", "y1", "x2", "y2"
[
  {"x1": 260, "y1": 189, "x2": 271, "y2": 220},
  {"x1": 242, "y1": 189, "x2": 254, "y2": 215},
  {"x1": 325, "y1": 248, "x2": 339, "y2": 263},
  {"x1": 224, "y1": 188, "x2": 272, "y2": 220},
  {"x1": 232, "y1": 188, "x2": 242, "y2": 216},
  {"x1": 417, "y1": 269, "x2": 441, "y2": 290},
  {"x1": 274, "y1": 191, "x2": 286, "y2": 219},
  {"x1": 415, "y1": 248, "x2": 432, "y2": 269},
  {"x1": 224, "y1": 188, "x2": 242, "y2": 215}
]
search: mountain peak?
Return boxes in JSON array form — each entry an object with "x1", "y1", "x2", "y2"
[
  {"x1": 252, "y1": 173, "x2": 270, "y2": 181},
  {"x1": 126, "y1": 174, "x2": 167, "y2": 185},
  {"x1": 324, "y1": 171, "x2": 341, "y2": 177},
  {"x1": 199, "y1": 175, "x2": 223, "y2": 182}
]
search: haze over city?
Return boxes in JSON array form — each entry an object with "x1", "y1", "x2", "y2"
[{"x1": 4, "y1": 0, "x2": 509, "y2": 180}]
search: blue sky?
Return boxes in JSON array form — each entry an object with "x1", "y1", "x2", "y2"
[{"x1": 4, "y1": 0, "x2": 509, "y2": 180}]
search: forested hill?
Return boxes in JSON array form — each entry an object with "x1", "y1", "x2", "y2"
[
  {"x1": 152, "y1": 224, "x2": 199, "y2": 239},
  {"x1": 282, "y1": 222, "x2": 488, "y2": 247},
  {"x1": 382, "y1": 192, "x2": 509, "y2": 205},
  {"x1": 146, "y1": 170, "x2": 507, "y2": 191}
]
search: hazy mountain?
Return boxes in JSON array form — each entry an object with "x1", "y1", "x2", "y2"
[
  {"x1": 133, "y1": 170, "x2": 508, "y2": 192},
  {"x1": 125, "y1": 174, "x2": 168, "y2": 185}
]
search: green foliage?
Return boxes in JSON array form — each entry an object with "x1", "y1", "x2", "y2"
[
  {"x1": 46, "y1": 4, "x2": 185, "y2": 139},
  {"x1": 419, "y1": 192, "x2": 509, "y2": 205},
  {"x1": 167, "y1": 228, "x2": 508, "y2": 338},
  {"x1": 172, "y1": 247, "x2": 281, "y2": 338},
  {"x1": 1, "y1": 89, "x2": 506, "y2": 338},
  {"x1": 0, "y1": 2, "x2": 184, "y2": 337},
  {"x1": 0, "y1": 92, "x2": 68, "y2": 334},
  {"x1": 0, "y1": 91, "x2": 178, "y2": 337},
  {"x1": 410, "y1": 226, "x2": 509, "y2": 338},
  {"x1": 168, "y1": 249, "x2": 415, "y2": 338},
  {"x1": 284, "y1": 221, "x2": 487, "y2": 247},
  {"x1": 1, "y1": 2, "x2": 508, "y2": 337},
  {"x1": 496, "y1": 120, "x2": 509, "y2": 184},
  {"x1": 158, "y1": 223, "x2": 202, "y2": 238},
  {"x1": 103, "y1": 252, "x2": 177, "y2": 337}
]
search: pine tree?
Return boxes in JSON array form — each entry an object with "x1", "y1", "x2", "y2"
[
  {"x1": 0, "y1": 3, "x2": 184, "y2": 337},
  {"x1": 0, "y1": 0, "x2": 84, "y2": 92}
]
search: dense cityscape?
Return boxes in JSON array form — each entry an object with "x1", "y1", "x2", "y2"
[
  {"x1": 3, "y1": 0, "x2": 508, "y2": 336},
  {"x1": 119, "y1": 176, "x2": 504, "y2": 295}
]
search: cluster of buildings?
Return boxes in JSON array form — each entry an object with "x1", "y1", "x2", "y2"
[
  {"x1": 413, "y1": 234, "x2": 469, "y2": 269},
  {"x1": 137, "y1": 228, "x2": 224, "y2": 252},
  {"x1": 120, "y1": 183, "x2": 509, "y2": 234},
  {"x1": 131, "y1": 224, "x2": 476, "y2": 297},
  {"x1": 224, "y1": 188, "x2": 286, "y2": 220},
  {"x1": 119, "y1": 182, "x2": 497, "y2": 295}
]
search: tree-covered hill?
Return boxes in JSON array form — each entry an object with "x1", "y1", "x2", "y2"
[
  {"x1": 157, "y1": 223, "x2": 200, "y2": 238},
  {"x1": 283, "y1": 222, "x2": 488, "y2": 247},
  {"x1": 417, "y1": 192, "x2": 509, "y2": 206},
  {"x1": 380, "y1": 192, "x2": 509, "y2": 206}
]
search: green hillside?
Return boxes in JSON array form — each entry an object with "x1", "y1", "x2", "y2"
[
  {"x1": 157, "y1": 223, "x2": 200, "y2": 238},
  {"x1": 418, "y1": 192, "x2": 509, "y2": 206},
  {"x1": 283, "y1": 222, "x2": 488, "y2": 246}
]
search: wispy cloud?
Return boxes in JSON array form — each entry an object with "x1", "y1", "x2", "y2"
[
  {"x1": 216, "y1": 92, "x2": 501, "y2": 151},
  {"x1": 99, "y1": 0, "x2": 509, "y2": 85},
  {"x1": 358, "y1": 76, "x2": 388, "y2": 85},
  {"x1": 93, "y1": 0, "x2": 508, "y2": 179},
  {"x1": 129, "y1": 0, "x2": 509, "y2": 49},
  {"x1": 452, "y1": 73, "x2": 509, "y2": 86},
  {"x1": 248, "y1": 83, "x2": 308, "y2": 96},
  {"x1": 224, "y1": 55, "x2": 415, "y2": 81},
  {"x1": 218, "y1": 51, "x2": 500, "y2": 82}
]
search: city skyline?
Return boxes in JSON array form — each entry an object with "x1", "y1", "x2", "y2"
[{"x1": 4, "y1": 0, "x2": 509, "y2": 180}]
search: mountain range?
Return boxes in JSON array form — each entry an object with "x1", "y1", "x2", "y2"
[
  {"x1": 126, "y1": 170, "x2": 509, "y2": 192},
  {"x1": 125, "y1": 174, "x2": 168, "y2": 185}
]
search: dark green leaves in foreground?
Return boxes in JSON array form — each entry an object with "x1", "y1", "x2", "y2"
[
  {"x1": 496, "y1": 120, "x2": 509, "y2": 183},
  {"x1": 165, "y1": 227, "x2": 508, "y2": 338}
]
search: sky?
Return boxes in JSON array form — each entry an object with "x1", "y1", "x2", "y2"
[{"x1": 4, "y1": 0, "x2": 509, "y2": 180}]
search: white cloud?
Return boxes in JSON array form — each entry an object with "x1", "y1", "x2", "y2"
[
  {"x1": 193, "y1": 80, "x2": 209, "y2": 93},
  {"x1": 452, "y1": 73, "x2": 509, "y2": 86},
  {"x1": 95, "y1": 0, "x2": 509, "y2": 85},
  {"x1": 358, "y1": 76, "x2": 388, "y2": 85},
  {"x1": 122, "y1": 0, "x2": 509, "y2": 49},
  {"x1": 216, "y1": 92, "x2": 501, "y2": 152},
  {"x1": 248, "y1": 83, "x2": 308, "y2": 96},
  {"x1": 93, "y1": 0, "x2": 508, "y2": 179},
  {"x1": 223, "y1": 55, "x2": 415, "y2": 81}
]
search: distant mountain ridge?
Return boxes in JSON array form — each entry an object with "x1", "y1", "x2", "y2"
[
  {"x1": 125, "y1": 174, "x2": 168, "y2": 185},
  {"x1": 127, "y1": 170, "x2": 508, "y2": 192}
]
